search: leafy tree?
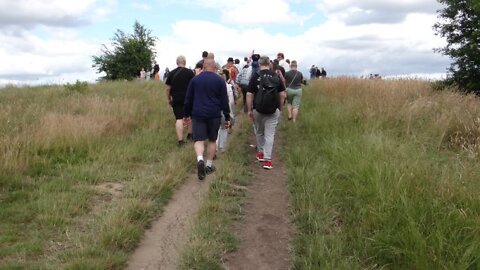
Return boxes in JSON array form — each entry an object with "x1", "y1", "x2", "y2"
[
  {"x1": 434, "y1": 0, "x2": 480, "y2": 93},
  {"x1": 92, "y1": 21, "x2": 156, "y2": 80}
]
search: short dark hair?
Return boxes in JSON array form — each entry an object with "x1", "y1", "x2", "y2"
[
  {"x1": 195, "y1": 60, "x2": 204, "y2": 69},
  {"x1": 202, "y1": 51, "x2": 208, "y2": 58},
  {"x1": 235, "y1": 58, "x2": 240, "y2": 64},
  {"x1": 244, "y1": 57, "x2": 248, "y2": 62}
]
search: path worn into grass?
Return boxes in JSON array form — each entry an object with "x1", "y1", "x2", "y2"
[
  {"x1": 225, "y1": 134, "x2": 293, "y2": 270},
  {"x1": 126, "y1": 171, "x2": 209, "y2": 270}
]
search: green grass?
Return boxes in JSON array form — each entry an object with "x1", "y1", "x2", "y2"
[
  {"x1": 283, "y1": 79, "x2": 480, "y2": 269},
  {"x1": 178, "y1": 115, "x2": 252, "y2": 270},
  {"x1": 0, "y1": 81, "x2": 195, "y2": 269},
  {"x1": 4, "y1": 78, "x2": 480, "y2": 269}
]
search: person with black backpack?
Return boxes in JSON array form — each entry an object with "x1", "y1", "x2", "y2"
[{"x1": 246, "y1": 55, "x2": 286, "y2": 170}]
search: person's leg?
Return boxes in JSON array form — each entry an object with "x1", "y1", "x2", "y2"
[
  {"x1": 205, "y1": 118, "x2": 221, "y2": 173},
  {"x1": 186, "y1": 123, "x2": 193, "y2": 141},
  {"x1": 241, "y1": 85, "x2": 248, "y2": 113},
  {"x1": 263, "y1": 109, "x2": 280, "y2": 161},
  {"x1": 192, "y1": 118, "x2": 208, "y2": 180},
  {"x1": 194, "y1": 141, "x2": 205, "y2": 157},
  {"x1": 292, "y1": 88, "x2": 302, "y2": 122},
  {"x1": 253, "y1": 110, "x2": 265, "y2": 155},
  {"x1": 175, "y1": 119, "x2": 184, "y2": 141},
  {"x1": 292, "y1": 108, "x2": 299, "y2": 122},
  {"x1": 173, "y1": 106, "x2": 185, "y2": 144},
  {"x1": 206, "y1": 140, "x2": 217, "y2": 161},
  {"x1": 286, "y1": 88, "x2": 294, "y2": 120}
]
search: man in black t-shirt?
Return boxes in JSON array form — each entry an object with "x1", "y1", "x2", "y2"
[
  {"x1": 246, "y1": 55, "x2": 286, "y2": 170},
  {"x1": 166, "y1": 55, "x2": 195, "y2": 146}
]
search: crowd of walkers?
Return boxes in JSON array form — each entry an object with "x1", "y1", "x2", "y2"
[
  {"x1": 164, "y1": 51, "x2": 306, "y2": 180},
  {"x1": 139, "y1": 61, "x2": 161, "y2": 80},
  {"x1": 309, "y1": 65, "x2": 327, "y2": 80}
]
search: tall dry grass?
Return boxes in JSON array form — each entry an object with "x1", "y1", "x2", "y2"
[
  {"x1": 317, "y1": 77, "x2": 480, "y2": 155},
  {"x1": 0, "y1": 86, "x2": 149, "y2": 172},
  {"x1": 284, "y1": 78, "x2": 480, "y2": 269}
]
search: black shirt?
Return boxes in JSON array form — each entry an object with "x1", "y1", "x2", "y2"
[
  {"x1": 285, "y1": 70, "x2": 304, "y2": 89},
  {"x1": 166, "y1": 67, "x2": 195, "y2": 106}
]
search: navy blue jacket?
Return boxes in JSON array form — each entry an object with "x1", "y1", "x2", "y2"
[{"x1": 184, "y1": 71, "x2": 231, "y2": 121}]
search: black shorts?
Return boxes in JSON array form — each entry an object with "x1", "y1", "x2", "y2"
[
  {"x1": 192, "y1": 117, "x2": 221, "y2": 142},
  {"x1": 172, "y1": 105, "x2": 184, "y2": 120}
]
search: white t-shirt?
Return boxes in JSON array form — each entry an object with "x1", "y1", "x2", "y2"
[{"x1": 279, "y1": 59, "x2": 289, "y2": 71}]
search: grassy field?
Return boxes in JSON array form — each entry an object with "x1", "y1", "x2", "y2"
[
  {"x1": 3, "y1": 78, "x2": 480, "y2": 269},
  {"x1": 0, "y1": 81, "x2": 196, "y2": 269},
  {"x1": 283, "y1": 78, "x2": 480, "y2": 269}
]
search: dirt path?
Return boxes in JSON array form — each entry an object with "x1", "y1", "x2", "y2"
[
  {"x1": 225, "y1": 134, "x2": 293, "y2": 270},
  {"x1": 126, "y1": 172, "x2": 210, "y2": 270}
]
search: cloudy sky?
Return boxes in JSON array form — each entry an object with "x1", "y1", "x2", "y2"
[{"x1": 0, "y1": 0, "x2": 450, "y2": 86}]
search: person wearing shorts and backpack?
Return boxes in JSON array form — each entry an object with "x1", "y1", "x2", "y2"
[{"x1": 246, "y1": 55, "x2": 286, "y2": 170}]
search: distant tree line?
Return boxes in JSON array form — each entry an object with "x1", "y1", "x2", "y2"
[
  {"x1": 92, "y1": 21, "x2": 156, "y2": 81},
  {"x1": 434, "y1": 0, "x2": 480, "y2": 93}
]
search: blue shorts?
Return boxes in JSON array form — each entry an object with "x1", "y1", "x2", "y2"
[{"x1": 192, "y1": 118, "x2": 221, "y2": 142}]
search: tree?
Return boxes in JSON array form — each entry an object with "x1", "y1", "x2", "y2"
[
  {"x1": 434, "y1": 0, "x2": 480, "y2": 93},
  {"x1": 92, "y1": 21, "x2": 156, "y2": 80}
]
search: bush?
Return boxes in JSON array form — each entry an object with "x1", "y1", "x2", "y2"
[{"x1": 64, "y1": 80, "x2": 89, "y2": 94}]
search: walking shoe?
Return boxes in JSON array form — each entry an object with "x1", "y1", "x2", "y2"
[
  {"x1": 186, "y1": 133, "x2": 193, "y2": 141},
  {"x1": 256, "y1": 152, "x2": 264, "y2": 162},
  {"x1": 205, "y1": 165, "x2": 216, "y2": 175},
  {"x1": 177, "y1": 140, "x2": 186, "y2": 147},
  {"x1": 263, "y1": 160, "x2": 273, "y2": 170},
  {"x1": 197, "y1": 160, "x2": 206, "y2": 180}
]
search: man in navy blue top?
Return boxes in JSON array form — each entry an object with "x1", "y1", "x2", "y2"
[{"x1": 184, "y1": 58, "x2": 231, "y2": 180}]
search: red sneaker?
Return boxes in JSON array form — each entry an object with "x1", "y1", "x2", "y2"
[
  {"x1": 256, "y1": 152, "x2": 264, "y2": 162},
  {"x1": 263, "y1": 160, "x2": 273, "y2": 170}
]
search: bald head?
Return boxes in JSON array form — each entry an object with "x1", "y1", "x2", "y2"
[{"x1": 203, "y1": 58, "x2": 216, "y2": 72}]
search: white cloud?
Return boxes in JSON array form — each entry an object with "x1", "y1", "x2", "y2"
[
  {"x1": 156, "y1": 12, "x2": 449, "y2": 78},
  {"x1": 162, "y1": 0, "x2": 311, "y2": 25},
  {"x1": 0, "y1": 28, "x2": 100, "y2": 85},
  {"x1": 318, "y1": 0, "x2": 442, "y2": 25},
  {"x1": 0, "y1": 0, "x2": 96, "y2": 28},
  {"x1": 220, "y1": 0, "x2": 312, "y2": 25}
]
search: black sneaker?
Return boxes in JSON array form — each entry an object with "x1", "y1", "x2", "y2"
[
  {"x1": 205, "y1": 165, "x2": 216, "y2": 175},
  {"x1": 177, "y1": 140, "x2": 185, "y2": 147},
  {"x1": 197, "y1": 160, "x2": 206, "y2": 180},
  {"x1": 186, "y1": 133, "x2": 193, "y2": 141}
]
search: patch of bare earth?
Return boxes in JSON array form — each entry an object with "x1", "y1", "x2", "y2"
[
  {"x1": 225, "y1": 134, "x2": 293, "y2": 270},
  {"x1": 94, "y1": 182, "x2": 125, "y2": 198},
  {"x1": 126, "y1": 173, "x2": 210, "y2": 270}
]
